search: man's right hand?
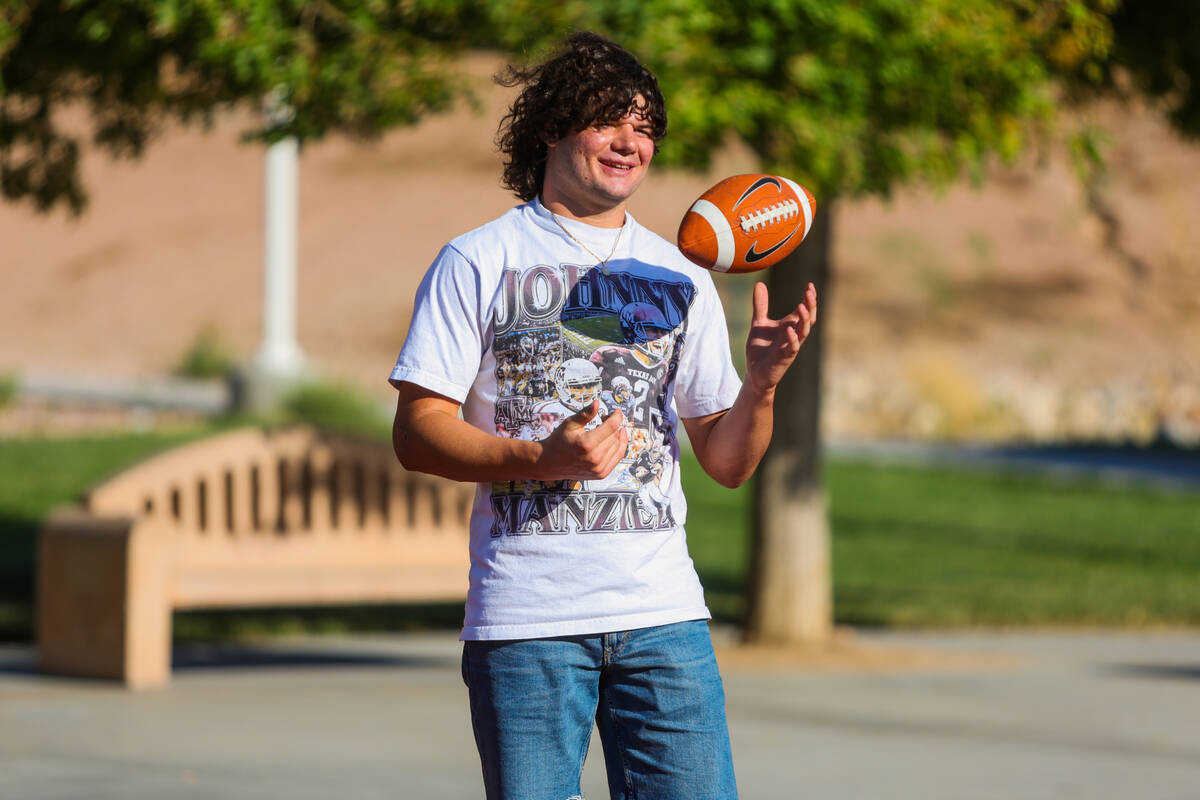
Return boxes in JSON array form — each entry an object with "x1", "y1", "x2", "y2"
[{"x1": 536, "y1": 400, "x2": 628, "y2": 481}]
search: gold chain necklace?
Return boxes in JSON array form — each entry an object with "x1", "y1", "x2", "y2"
[{"x1": 550, "y1": 211, "x2": 624, "y2": 273}]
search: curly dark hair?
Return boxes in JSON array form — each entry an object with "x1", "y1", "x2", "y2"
[{"x1": 495, "y1": 32, "x2": 668, "y2": 202}]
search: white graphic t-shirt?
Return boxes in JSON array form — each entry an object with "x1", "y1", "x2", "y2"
[{"x1": 390, "y1": 198, "x2": 742, "y2": 640}]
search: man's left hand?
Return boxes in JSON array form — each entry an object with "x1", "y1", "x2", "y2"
[{"x1": 744, "y1": 280, "x2": 818, "y2": 396}]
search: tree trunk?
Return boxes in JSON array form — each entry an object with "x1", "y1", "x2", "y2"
[{"x1": 744, "y1": 202, "x2": 834, "y2": 644}]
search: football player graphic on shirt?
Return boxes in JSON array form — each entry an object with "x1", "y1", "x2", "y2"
[
  {"x1": 600, "y1": 375, "x2": 636, "y2": 419},
  {"x1": 516, "y1": 358, "x2": 606, "y2": 439},
  {"x1": 541, "y1": 358, "x2": 607, "y2": 423},
  {"x1": 515, "y1": 358, "x2": 609, "y2": 494},
  {"x1": 619, "y1": 302, "x2": 676, "y2": 366},
  {"x1": 631, "y1": 445, "x2": 672, "y2": 527},
  {"x1": 591, "y1": 303, "x2": 673, "y2": 373},
  {"x1": 488, "y1": 268, "x2": 694, "y2": 537},
  {"x1": 590, "y1": 302, "x2": 675, "y2": 431}
]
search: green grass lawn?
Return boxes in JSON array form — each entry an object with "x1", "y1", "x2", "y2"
[
  {"x1": 681, "y1": 456, "x2": 1200, "y2": 628},
  {"x1": 0, "y1": 427, "x2": 219, "y2": 638},
  {"x1": 3, "y1": 427, "x2": 1198, "y2": 640},
  {"x1": 827, "y1": 460, "x2": 1200, "y2": 627}
]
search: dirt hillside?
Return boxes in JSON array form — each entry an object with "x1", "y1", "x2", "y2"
[{"x1": 2, "y1": 55, "x2": 1197, "y2": 443}]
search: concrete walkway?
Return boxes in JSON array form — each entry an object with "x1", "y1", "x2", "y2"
[{"x1": 1, "y1": 628, "x2": 1198, "y2": 799}]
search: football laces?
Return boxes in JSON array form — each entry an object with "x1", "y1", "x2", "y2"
[{"x1": 738, "y1": 199, "x2": 799, "y2": 234}]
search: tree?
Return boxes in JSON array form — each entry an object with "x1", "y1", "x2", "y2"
[
  {"x1": 492, "y1": 0, "x2": 1124, "y2": 643},
  {"x1": 0, "y1": 0, "x2": 486, "y2": 214}
]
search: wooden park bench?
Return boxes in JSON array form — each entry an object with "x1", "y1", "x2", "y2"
[{"x1": 37, "y1": 426, "x2": 473, "y2": 689}]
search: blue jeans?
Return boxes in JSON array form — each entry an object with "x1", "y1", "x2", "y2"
[{"x1": 461, "y1": 620, "x2": 738, "y2": 800}]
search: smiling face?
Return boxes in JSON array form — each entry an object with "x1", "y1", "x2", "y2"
[{"x1": 541, "y1": 95, "x2": 656, "y2": 227}]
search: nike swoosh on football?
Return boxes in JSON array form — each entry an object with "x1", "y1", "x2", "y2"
[
  {"x1": 733, "y1": 176, "x2": 782, "y2": 211},
  {"x1": 745, "y1": 228, "x2": 798, "y2": 263}
]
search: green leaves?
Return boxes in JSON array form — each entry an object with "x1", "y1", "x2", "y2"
[
  {"x1": 475, "y1": 0, "x2": 1123, "y2": 200},
  {"x1": 1, "y1": 1, "x2": 1193, "y2": 213},
  {"x1": 0, "y1": 0, "x2": 487, "y2": 213},
  {"x1": 627, "y1": 0, "x2": 1080, "y2": 197}
]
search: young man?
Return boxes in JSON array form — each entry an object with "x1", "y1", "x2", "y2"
[{"x1": 389, "y1": 32, "x2": 817, "y2": 800}]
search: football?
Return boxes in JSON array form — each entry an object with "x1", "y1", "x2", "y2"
[{"x1": 676, "y1": 173, "x2": 816, "y2": 273}]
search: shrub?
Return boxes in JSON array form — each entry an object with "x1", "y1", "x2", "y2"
[
  {"x1": 280, "y1": 380, "x2": 390, "y2": 440},
  {"x1": 0, "y1": 373, "x2": 17, "y2": 409},
  {"x1": 173, "y1": 328, "x2": 237, "y2": 379}
]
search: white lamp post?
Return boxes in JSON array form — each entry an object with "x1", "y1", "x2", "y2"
[
  {"x1": 236, "y1": 88, "x2": 307, "y2": 411},
  {"x1": 252, "y1": 133, "x2": 305, "y2": 377}
]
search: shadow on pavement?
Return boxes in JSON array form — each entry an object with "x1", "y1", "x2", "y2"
[
  {"x1": 0, "y1": 640, "x2": 458, "y2": 678},
  {"x1": 1099, "y1": 663, "x2": 1200, "y2": 682},
  {"x1": 175, "y1": 642, "x2": 458, "y2": 671},
  {"x1": 172, "y1": 641, "x2": 458, "y2": 671},
  {"x1": 0, "y1": 648, "x2": 35, "y2": 675}
]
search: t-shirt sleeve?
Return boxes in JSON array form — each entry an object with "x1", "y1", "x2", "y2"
[
  {"x1": 388, "y1": 244, "x2": 485, "y2": 403},
  {"x1": 672, "y1": 271, "x2": 742, "y2": 418}
]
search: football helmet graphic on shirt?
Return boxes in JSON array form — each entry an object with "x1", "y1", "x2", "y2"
[
  {"x1": 555, "y1": 358, "x2": 603, "y2": 411},
  {"x1": 610, "y1": 376, "x2": 633, "y2": 405},
  {"x1": 619, "y1": 302, "x2": 675, "y2": 366}
]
